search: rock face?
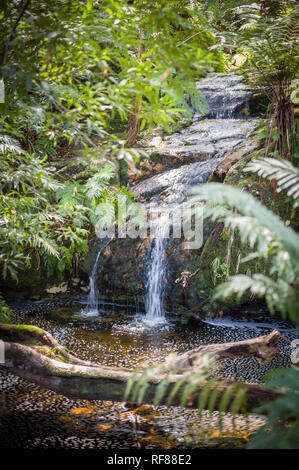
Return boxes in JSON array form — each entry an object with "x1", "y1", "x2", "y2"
[
  {"x1": 87, "y1": 73, "x2": 261, "y2": 310},
  {"x1": 131, "y1": 75, "x2": 259, "y2": 195},
  {"x1": 198, "y1": 146, "x2": 299, "y2": 307}
]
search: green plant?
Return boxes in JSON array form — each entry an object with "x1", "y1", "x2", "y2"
[
  {"x1": 0, "y1": 0, "x2": 223, "y2": 282},
  {"x1": 211, "y1": 256, "x2": 230, "y2": 286},
  {"x1": 191, "y1": 157, "x2": 299, "y2": 328},
  {"x1": 126, "y1": 157, "x2": 299, "y2": 444},
  {"x1": 0, "y1": 296, "x2": 12, "y2": 323},
  {"x1": 236, "y1": 2, "x2": 298, "y2": 160},
  {"x1": 246, "y1": 157, "x2": 299, "y2": 208},
  {"x1": 248, "y1": 366, "x2": 299, "y2": 449},
  {"x1": 199, "y1": 1, "x2": 299, "y2": 161},
  {"x1": 190, "y1": 156, "x2": 299, "y2": 448}
]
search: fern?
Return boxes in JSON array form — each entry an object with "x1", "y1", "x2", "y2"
[
  {"x1": 31, "y1": 235, "x2": 59, "y2": 258},
  {"x1": 214, "y1": 274, "x2": 299, "y2": 323},
  {"x1": 125, "y1": 353, "x2": 247, "y2": 423},
  {"x1": 0, "y1": 135, "x2": 24, "y2": 155},
  {"x1": 191, "y1": 183, "x2": 299, "y2": 271},
  {"x1": 248, "y1": 367, "x2": 299, "y2": 449},
  {"x1": 191, "y1": 157, "x2": 299, "y2": 327},
  {"x1": 245, "y1": 157, "x2": 299, "y2": 208},
  {"x1": 83, "y1": 167, "x2": 114, "y2": 201},
  {"x1": 188, "y1": 156, "x2": 299, "y2": 448}
]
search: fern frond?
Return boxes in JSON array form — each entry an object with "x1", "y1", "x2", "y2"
[
  {"x1": 0, "y1": 135, "x2": 24, "y2": 155},
  {"x1": 248, "y1": 367, "x2": 299, "y2": 449},
  {"x1": 245, "y1": 158, "x2": 299, "y2": 207},
  {"x1": 32, "y1": 235, "x2": 59, "y2": 258},
  {"x1": 83, "y1": 167, "x2": 114, "y2": 201},
  {"x1": 191, "y1": 183, "x2": 299, "y2": 268},
  {"x1": 213, "y1": 273, "x2": 298, "y2": 320}
]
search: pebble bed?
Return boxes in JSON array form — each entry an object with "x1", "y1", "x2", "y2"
[{"x1": 0, "y1": 300, "x2": 297, "y2": 449}]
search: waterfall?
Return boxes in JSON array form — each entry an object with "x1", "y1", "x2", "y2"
[
  {"x1": 83, "y1": 238, "x2": 109, "y2": 316},
  {"x1": 144, "y1": 217, "x2": 169, "y2": 325},
  {"x1": 86, "y1": 74, "x2": 258, "y2": 326}
]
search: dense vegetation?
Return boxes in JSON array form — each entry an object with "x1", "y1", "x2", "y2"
[
  {"x1": 1, "y1": 0, "x2": 298, "y2": 450},
  {"x1": 0, "y1": 0, "x2": 223, "y2": 281}
]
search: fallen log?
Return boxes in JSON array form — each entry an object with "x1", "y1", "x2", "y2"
[
  {"x1": 1, "y1": 340, "x2": 280, "y2": 413},
  {"x1": 163, "y1": 329, "x2": 282, "y2": 371},
  {"x1": 0, "y1": 323, "x2": 283, "y2": 413},
  {"x1": 0, "y1": 323, "x2": 94, "y2": 366}
]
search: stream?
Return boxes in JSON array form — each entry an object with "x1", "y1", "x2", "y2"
[{"x1": 86, "y1": 73, "x2": 260, "y2": 310}]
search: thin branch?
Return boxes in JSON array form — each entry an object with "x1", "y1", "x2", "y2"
[{"x1": 0, "y1": 0, "x2": 31, "y2": 67}]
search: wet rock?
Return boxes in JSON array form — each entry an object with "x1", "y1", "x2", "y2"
[
  {"x1": 209, "y1": 136, "x2": 260, "y2": 182},
  {"x1": 130, "y1": 73, "x2": 258, "y2": 185},
  {"x1": 195, "y1": 73, "x2": 252, "y2": 119},
  {"x1": 93, "y1": 74, "x2": 260, "y2": 309},
  {"x1": 46, "y1": 283, "x2": 68, "y2": 295},
  {"x1": 131, "y1": 158, "x2": 221, "y2": 205},
  {"x1": 1, "y1": 74, "x2": 264, "y2": 309}
]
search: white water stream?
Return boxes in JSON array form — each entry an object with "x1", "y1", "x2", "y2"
[
  {"x1": 144, "y1": 216, "x2": 169, "y2": 325},
  {"x1": 83, "y1": 238, "x2": 110, "y2": 316}
]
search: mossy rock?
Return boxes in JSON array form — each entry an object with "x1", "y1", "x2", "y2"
[
  {"x1": 0, "y1": 323, "x2": 51, "y2": 346},
  {"x1": 163, "y1": 116, "x2": 193, "y2": 136},
  {"x1": 225, "y1": 148, "x2": 299, "y2": 228},
  {"x1": 196, "y1": 147, "x2": 298, "y2": 306}
]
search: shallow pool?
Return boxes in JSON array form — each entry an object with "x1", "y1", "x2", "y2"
[{"x1": 0, "y1": 299, "x2": 296, "y2": 449}]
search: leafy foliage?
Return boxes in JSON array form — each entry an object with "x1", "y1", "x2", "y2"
[
  {"x1": 199, "y1": 0, "x2": 299, "y2": 161},
  {"x1": 191, "y1": 156, "x2": 299, "y2": 449},
  {"x1": 0, "y1": 0, "x2": 224, "y2": 282},
  {"x1": 0, "y1": 0, "x2": 220, "y2": 156},
  {"x1": 191, "y1": 158, "x2": 299, "y2": 327},
  {"x1": 126, "y1": 155, "x2": 299, "y2": 442},
  {"x1": 249, "y1": 366, "x2": 299, "y2": 449},
  {"x1": 246, "y1": 157, "x2": 299, "y2": 208},
  {"x1": 0, "y1": 295, "x2": 12, "y2": 324},
  {"x1": 125, "y1": 352, "x2": 247, "y2": 424}
]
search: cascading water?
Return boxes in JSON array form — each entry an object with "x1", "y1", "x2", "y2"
[
  {"x1": 83, "y1": 238, "x2": 109, "y2": 316},
  {"x1": 144, "y1": 216, "x2": 169, "y2": 325},
  {"x1": 137, "y1": 74, "x2": 258, "y2": 326},
  {"x1": 85, "y1": 74, "x2": 259, "y2": 326}
]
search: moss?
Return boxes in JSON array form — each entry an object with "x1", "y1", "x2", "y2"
[
  {"x1": 163, "y1": 117, "x2": 193, "y2": 136},
  {"x1": 0, "y1": 323, "x2": 51, "y2": 346},
  {"x1": 196, "y1": 145, "x2": 299, "y2": 307},
  {"x1": 224, "y1": 148, "x2": 299, "y2": 228},
  {"x1": 35, "y1": 345, "x2": 73, "y2": 363},
  {"x1": 149, "y1": 152, "x2": 163, "y2": 164}
]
